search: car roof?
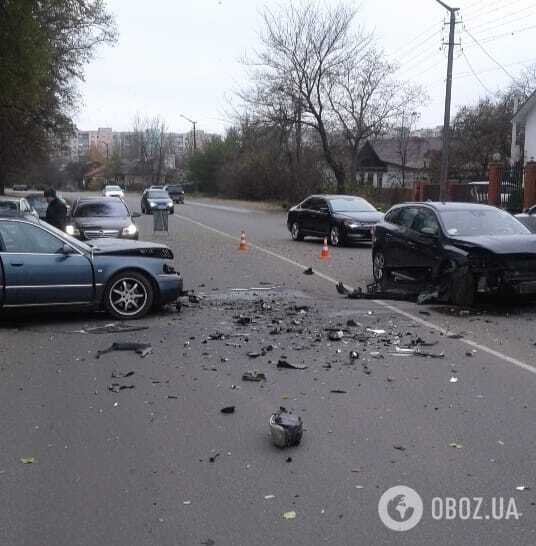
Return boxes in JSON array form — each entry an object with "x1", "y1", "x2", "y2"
[
  {"x1": 390, "y1": 201, "x2": 498, "y2": 212},
  {"x1": 306, "y1": 194, "x2": 370, "y2": 200},
  {"x1": 0, "y1": 211, "x2": 38, "y2": 221}
]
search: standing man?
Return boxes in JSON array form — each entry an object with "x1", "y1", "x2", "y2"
[{"x1": 44, "y1": 188, "x2": 67, "y2": 231}]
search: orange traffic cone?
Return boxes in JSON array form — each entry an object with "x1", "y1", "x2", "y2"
[
  {"x1": 239, "y1": 230, "x2": 248, "y2": 251},
  {"x1": 320, "y1": 237, "x2": 330, "y2": 260}
]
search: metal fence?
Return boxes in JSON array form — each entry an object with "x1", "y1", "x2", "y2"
[{"x1": 499, "y1": 162, "x2": 524, "y2": 213}]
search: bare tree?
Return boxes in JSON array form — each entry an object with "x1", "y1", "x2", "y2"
[
  {"x1": 241, "y1": 1, "x2": 423, "y2": 193},
  {"x1": 392, "y1": 108, "x2": 420, "y2": 187}
]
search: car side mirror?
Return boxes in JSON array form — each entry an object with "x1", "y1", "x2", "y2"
[
  {"x1": 319, "y1": 207, "x2": 330, "y2": 213},
  {"x1": 132, "y1": 212, "x2": 142, "y2": 218}
]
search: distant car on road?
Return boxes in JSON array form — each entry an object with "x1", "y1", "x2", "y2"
[
  {"x1": 164, "y1": 184, "x2": 185, "y2": 204},
  {"x1": 372, "y1": 202, "x2": 536, "y2": 306},
  {"x1": 11, "y1": 184, "x2": 29, "y2": 192},
  {"x1": 146, "y1": 185, "x2": 164, "y2": 191},
  {"x1": 0, "y1": 215, "x2": 182, "y2": 319},
  {"x1": 287, "y1": 194, "x2": 383, "y2": 246},
  {"x1": 66, "y1": 197, "x2": 140, "y2": 241},
  {"x1": 0, "y1": 196, "x2": 38, "y2": 218},
  {"x1": 102, "y1": 185, "x2": 124, "y2": 198},
  {"x1": 141, "y1": 189, "x2": 174, "y2": 215}
]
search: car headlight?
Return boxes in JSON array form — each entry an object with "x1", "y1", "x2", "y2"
[
  {"x1": 65, "y1": 225, "x2": 79, "y2": 236},
  {"x1": 122, "y1": 224, "x2": 137, "y2": 236},
  {"x1": 149, "y1": 201, "x2": 156, "y2": 207},
  {"x1": 168, "y1": 201, "x2": 173, "y2": 206},
  {"x1": 344, "y1": 221, "x2": 359, "y2": 229}
]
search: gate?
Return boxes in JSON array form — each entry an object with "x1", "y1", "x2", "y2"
[{"x1": 499, "y1": 162, "x2": 524, "y2": 213}]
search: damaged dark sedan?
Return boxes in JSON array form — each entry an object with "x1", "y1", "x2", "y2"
[
  {"x1": 0, "y1": 215, "x2": 182, "y2": 319},
  {"x1": 372, "y1": 202, "x2": 536, "y2": 306}
]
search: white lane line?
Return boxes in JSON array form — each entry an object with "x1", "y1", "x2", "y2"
[{"x1": 174, "y1": 212, "x2": 536, "y2": 376}]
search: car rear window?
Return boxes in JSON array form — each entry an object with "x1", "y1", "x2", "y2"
[
  {"x1": 74, "y1": 201, "x2": 129, "y2": 217},
  {"x1": 328, "y1": 197, "x2": 376, "y2": 212},
  {"x1": 0, "y1": 201, "x2": 18, "y2": 212}
]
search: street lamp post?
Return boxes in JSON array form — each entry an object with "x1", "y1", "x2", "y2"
[{"x1": 180, "y1": 114, "x2": 197, "y2": 152}]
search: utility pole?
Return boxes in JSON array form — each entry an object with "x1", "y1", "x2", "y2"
[
  {"x1": 180, "y1": 114, "x2": 197, "y2": 152},
  {"x1": 510, "y1": 96, "x2": 520, "y2": 165},
  {"x1": 435, "y1": 0, "x2": 459, "y2": 201}
]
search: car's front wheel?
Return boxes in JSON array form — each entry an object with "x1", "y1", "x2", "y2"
[
  {"x1": 104, "y1": 271, "x2": 155, "y2": 319},
  {"x1": 290, "y1": 221, "x2": 304, "y2": 241},
  {"x1": 330, "y1": 225, "x2": 343, "y2": 247},
  {"x1": 372, "y1": 249, "x2": 385, "y2": 282}
]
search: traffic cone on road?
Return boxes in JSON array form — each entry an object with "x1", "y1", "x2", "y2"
[
  {"x1": 239, "y1": 230, "x2": 248, "y2": 251},
  {"x1": 320, "y1": 237, "x2": 330, "y2": 260}
]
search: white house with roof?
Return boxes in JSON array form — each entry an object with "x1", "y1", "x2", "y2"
[{"x1": 513, "y1": 90, "x2": 536, "y2": 164}]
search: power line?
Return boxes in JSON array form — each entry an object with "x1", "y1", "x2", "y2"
[
  {"x1": 463, "y1": 26, "x2": 517, "y2": 80},
  {"x1": 461, "y1": 50, "x2": 495, "y2": 95},
  {"x1": 467, "y1": 4, "x2": 536, "y2": 36},
  {"x1": 471, "y1": 23, "x2": 536, "y2": 46}
]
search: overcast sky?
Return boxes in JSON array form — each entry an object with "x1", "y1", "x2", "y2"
[{"x1": 74, "y1": 0, "x2": 536, "y2": 134}]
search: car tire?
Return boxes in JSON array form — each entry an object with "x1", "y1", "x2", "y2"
[
  {"x1": 372, "y1": 249, "x2": 385, "y2": 283},
  {"x1": 290, "y1": 221, "x2": 304, "y2": 241},
  {"x1": 104, "y1": 270, "x2": 155, "y2": 320},
  {"x1": 330, "y1": 225, "x2": 343, "y2": 247}
]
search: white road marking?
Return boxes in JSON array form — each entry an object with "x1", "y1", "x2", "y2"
[
  {"x1": 174, "y1": 212, "x2": 536, "y2": 376},
  {"x1": 186, "y1": 201, "x2": 256, "y2": 214}
]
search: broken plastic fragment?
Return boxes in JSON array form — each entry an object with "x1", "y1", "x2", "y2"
[
  {"x1": 515, "y1": 485, "x2": 530, "y2": 491},
  {"x1": 242, "y1": 371, "x2": 267, "y2": 382},
  {"x1": 20, "y1": 457, "x2": 35, "y2": 464},
  {"x1": 270, "y1": 407, "x2": 303, "y2": 448},
  {"x1": 220, "y1": 406, "x2": 235, "y2": 414},
  {"x1": 282, "y1": 511, "x2": 297, "y2": 520},
  {"x1": 96, "y1": 342, "x2": 152, "y2": 359},
  {"x1": 366, "y1": 328, "x2": 386, "y2": 335},
  {"x1": 303, "y1": 267, "x2": 314, "y2": 275},
  {"x1": 277, "y1": 359, "x2": 307, "y2": 370},
  {"x1": 449, "y1": 377, "x2": 459, "y2": 383},
  {"x1": 328, "y1": 330, "x2": 344, "y2": 341},
  {"x1": 448, "y1": 442, "x2": 463, "y2": 449}
]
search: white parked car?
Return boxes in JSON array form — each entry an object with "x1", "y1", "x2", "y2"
[{"x1": 102, "y1": 185, "x2": 124, "y2": 198}]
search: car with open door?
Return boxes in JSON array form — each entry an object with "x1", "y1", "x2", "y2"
[
  {"x1": 287, "y1": 194, "x2": 383, "y2": 246},
  {"x1": 372, "y1": 202, "x2": 536, "y2": 306},
  {"x1": 0, "y1": 214, "x2": 182, "y2": 319}
]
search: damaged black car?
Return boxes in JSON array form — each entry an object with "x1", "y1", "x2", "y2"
[{"x1": 372, "y1": 202, "x2": 536, "y2": 306}]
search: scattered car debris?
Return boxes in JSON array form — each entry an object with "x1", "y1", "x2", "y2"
[
  {"x1": 96, "y1": 342, "x2": 152, "y2": 359},
  {"x1": 349, "y1": 351, "x2": 359, "y2": 362},
  {"x1": 303, "y1": 267, "x2": 314, "y2": 275},
  {"x1": 282, "y1": 511, "x2": 297, "y2": 520},
  {"x1": 515, "y1": 485, "x2": 530, "y2": 491},
  {"x1": 242, "y1": 371, "x2": 267, "y2": 382},
  {"x1": 330, "y1": 389, "x2": 347, "y2": 394},
  {"x1": 108, "y1": 383, "x2": 135, "y2": 393},
  {"x1": 209, "y1": 452, "x2": 220, "y2": 463},
  {"x1": 247, "y1": 351, "x2": 262, "y2": 358},
  {"x1": 366, "y1": 328, "x2": 386, "y2": 335},
  {"x1": 264, "y1": 494, "x2": 275, "y2": 500},
  {"x1": 449, "y1": 377, "x2": 459, "y2": 383},
  {"x1": 277, "y1": 359, "x2": 307, "y2": 370},
  {"x1": 328, "y1": 330, "x2": 344, "y2": 341},
  {"x1": 448, "y1": 442, "x2": 463, "y2": 449},
  {"x1": 270, "y1": 407, "x2": 303, "y2": 448},
  {"x1": 220, "y1": 406, "x2": 235, "y2": 414},
  {"x1": 393, "y1": 445, "x2": 406, "y2": 451},
  {"x1": 72, "y1": 323, "x2": 149, "y2": 335},
  {"x1": 20, "y1": 457, "x2": 35, "y2": 464},
  {"x1": 111, "y1": 370, "x2": 135, "y2": 378}
]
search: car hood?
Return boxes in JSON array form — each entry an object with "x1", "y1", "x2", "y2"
[
  {"x1": 450, "y1": 235, "x2": 536, "y2": 255},
  {"x1": 334, "y1": 211, "x2": 384, "y2": 223},
  {"x1": 72, "y1": 216, "x2": 132, "y2": 229},
  {"x1": 88, "y1": 238, "x2": 173, "y2": 259}
]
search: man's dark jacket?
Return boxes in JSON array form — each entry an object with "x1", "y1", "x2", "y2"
[{"x1": 45, "y1": 198, "x2": 67, "y2": 231}]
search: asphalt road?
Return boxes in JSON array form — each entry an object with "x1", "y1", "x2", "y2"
[{"x1": 2, "y1": 194, "x2": 536, "y2": 545}]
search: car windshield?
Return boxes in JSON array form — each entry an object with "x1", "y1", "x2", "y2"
[
  {"x1": 148, "y1": 191, "x2": 169, "y2": 199},
  {"x1": 328, "y1": 197, "x2": 376, "y2": 213},
  {"x1": 167, "y1": 186, "x2": 183, "y2": 191},
  {"x1": 74, "y1": 201, "x2": 129, "y2": 217},
  {"x1": 105, "y1": 186, "x2": 121, "y2": 191},
  {"x1": 440, "y1": 208, "x2": 530, "y2": 237}
]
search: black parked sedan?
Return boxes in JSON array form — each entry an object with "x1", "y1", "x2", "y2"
[
  {"x1": 287, "y1": 195, "x2": 383, "y2": 246},
  {"x1": 141, "y1": 189, "x2": 174, "y2": 215},
  {"x1": 372, "y1": 202, "x2": 536, "y2": 305},
  {"x1": 66, "y1": 197, "x2": 140, "y2": 240}
]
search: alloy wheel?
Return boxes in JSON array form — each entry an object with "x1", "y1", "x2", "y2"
[
  {"x1": 109, "y1": 277, "x2": 148, "y2": 317},
  {"x1": 291, "y1": 222, "x2": 302, "y2": 241},
  {"x1": 330, "y1": 226, "x2": 340, "y2": 246},
  {"x1": 373, "y1": 250, "x2": 384, "y2": 282}
]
